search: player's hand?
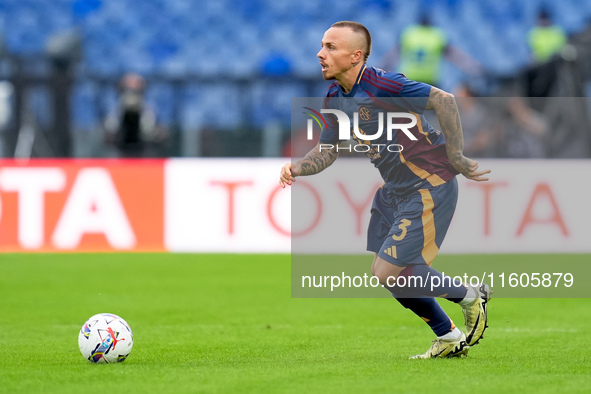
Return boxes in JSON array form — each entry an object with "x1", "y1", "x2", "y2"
[
  {"x1": 279, "y1": 162, "x2": 298, "y2": 188},
  {"x1": 454, "y1": 156, "x2": 490, "y2": 182}
]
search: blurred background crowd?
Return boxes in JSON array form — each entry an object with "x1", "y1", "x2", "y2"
[{"x1": 0, "y1": 0, "x2": 589, "y2": 159}]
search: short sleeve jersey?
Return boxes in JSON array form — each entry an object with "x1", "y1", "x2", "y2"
[{"x1": 319, "y1": 65, "x2": 458, "y2": 196}]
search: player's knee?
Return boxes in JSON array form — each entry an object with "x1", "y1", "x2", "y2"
[
  {"x1": 376, "y1": 274, "x2": 390, "y2": 287},
  {"x1": 373, "y1": 257, "x2": 405, "y2": 286},
  {"x1": 371, "y1": 265, "x2": 387, "y2": 285},
  {"x1": 373, "y1": 268, "x2": 398, "y2": 287}
]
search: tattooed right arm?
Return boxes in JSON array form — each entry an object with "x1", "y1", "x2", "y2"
[{"x1": 293, "y1": 143, "x2": 339, "y2": 177}]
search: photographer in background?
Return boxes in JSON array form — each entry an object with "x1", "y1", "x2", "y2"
[{"x1": 104, "y1": 73, "x2": 167, "y2": 157}]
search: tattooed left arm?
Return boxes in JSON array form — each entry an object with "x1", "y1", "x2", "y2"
[{"x1": 425, "y1": 86, "x2": 490, "y2": 182}]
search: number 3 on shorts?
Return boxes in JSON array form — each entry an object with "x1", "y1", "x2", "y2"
[{"x1": 392, "y1": 219, "x2": 411, "y2": 241}]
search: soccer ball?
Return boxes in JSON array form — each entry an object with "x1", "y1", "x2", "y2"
[{"x1": 78, "y1": 313, "x2": 134, "y2": 363}]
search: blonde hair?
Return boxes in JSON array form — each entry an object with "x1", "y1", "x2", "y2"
[{"x1": 331, "y1": 21, "x2": 372, "y2": 62}]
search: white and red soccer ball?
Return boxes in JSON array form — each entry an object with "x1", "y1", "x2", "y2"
[{"x1": 78, "y1": 313, "x2": 133, "y2": 363}]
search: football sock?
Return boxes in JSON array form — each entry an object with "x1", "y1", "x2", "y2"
[
  {"x1": 438, "y1": 326, "x2": 463, "y2": 340},
  {"x1": 395, "y1": 296, "x2": 453, "y2": 337},
  {"x1": 397, "y1": 265, "x2": 468, "y2": 303}
]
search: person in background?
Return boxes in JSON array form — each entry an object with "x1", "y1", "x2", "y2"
[
  {"x1": 382, "y1": 14, "x2": 482, "y2": 86},
  {"x1": 527, "y1": 9, "x2": 567, "y2": 63},
  {"x1": 104, "y1": 73, "x2": 167, "y2": 157}
]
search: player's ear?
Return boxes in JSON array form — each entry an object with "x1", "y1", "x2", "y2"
[{"x1": 351, "y1": 49, "x2": 363, "y2": 64}]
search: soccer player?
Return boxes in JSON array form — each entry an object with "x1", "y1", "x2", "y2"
[{"x1": 279, "y1": 21, "x2": 492, "y2": 359}]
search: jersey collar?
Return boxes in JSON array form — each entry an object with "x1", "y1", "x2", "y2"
[{"x1": 341, "y1": 64, "x2": 367, "y2": 97}]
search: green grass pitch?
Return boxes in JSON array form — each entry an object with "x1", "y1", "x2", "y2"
[{"x1": 1, "y1": 253, "x2": 589, "y2": 393}]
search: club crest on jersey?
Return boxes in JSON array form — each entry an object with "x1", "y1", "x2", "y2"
[{"x1": 359, "y1": 106, "x2": 371, "y2": 121}]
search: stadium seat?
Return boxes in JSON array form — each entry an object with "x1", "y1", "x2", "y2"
[{"x1": 1, "y1": 0, "x2": 589, "y2": 134}]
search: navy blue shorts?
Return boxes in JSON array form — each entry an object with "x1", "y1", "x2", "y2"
[{"x1": 367, "y1": 178, "x2": 458, "y2": 267}]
